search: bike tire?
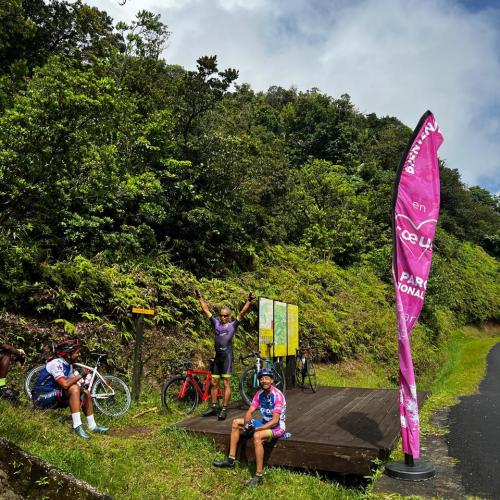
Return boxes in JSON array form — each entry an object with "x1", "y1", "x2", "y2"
[
  {"x1": 295, "y1": 357, "x2": 305, "y2": 387},
  {"x1": 306, "y1": 359, "x2": 318, "y2": 393},
  {"x1": 24, "y1": 365, "x2": 44, "y2": 400},
  {"x1": 91, "y1": 375, "x2": 131, "y2": 417},
  {"x1": 162, "y1": 375, "x2": 199, "y2": 415},
  {"x1": 272, "y1": 362, "x2": 286, "y2": 394},
  {"x1": 239, "y1": 367, "x2": 258, "y2": 407}
]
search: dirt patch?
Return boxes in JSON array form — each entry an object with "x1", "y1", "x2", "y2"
[
  {"x1": 479, "y1": 322, "x2": 500, "y2": 334},
  {"x1": 108, "y1": 425, "x2": 154, "y2": 438}
]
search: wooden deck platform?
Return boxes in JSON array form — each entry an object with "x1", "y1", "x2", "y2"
[{"x1": 177, "y1": 386, "x2": 422, "y2": 475}]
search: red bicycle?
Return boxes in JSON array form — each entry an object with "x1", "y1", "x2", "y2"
[{"x1": 161, "y1": 361, "x2": 222, "y2": 415}]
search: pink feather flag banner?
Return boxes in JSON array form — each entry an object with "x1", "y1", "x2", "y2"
[{"x1": 392, "y1": 111, "x2": 444, "y2": 459}]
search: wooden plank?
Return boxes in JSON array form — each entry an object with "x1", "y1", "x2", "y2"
[
  {"x1": 332, "y1": 390, "x2": 395, "y2": 449},
  {"x1": 296, "y1": 388, "x2": 374, "y2": 441}
]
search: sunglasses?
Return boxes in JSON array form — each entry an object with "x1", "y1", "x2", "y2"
[{"x1": 220, "y1": 314, "x2": 230, "y2": 318}]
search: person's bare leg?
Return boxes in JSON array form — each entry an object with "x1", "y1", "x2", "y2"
[
  {"x1": 66, "y1": 385, "x2": 93, "y2": 438},
  {"x1": 67, "y1": 384, "x2": 81, "y2": 413},
  {"x1": 213, "y1": 418, "x2": 244, "y2": 467},
  {"x1": 222, "y1": 378, "x2": 231, "y2": 407},
  {"x1": 0, "y1": 355, "x2": 11, "y2": 379},
  {"x1": 211, "y1": 378, "x2": 219, "y2": 404},
  {"x1": 81, "y1": 389, "x2": 93, "y2": 416},
  {"x1": 229, "y1": 418, "x2": 244, "y2": 457},
  {"x1": 253, "y1": 431, "x2": 268, "y2": 474}
]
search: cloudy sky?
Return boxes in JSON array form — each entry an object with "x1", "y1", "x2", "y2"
[{"x1": 84, "y1": 0, "x2": 500, "y2": 193}]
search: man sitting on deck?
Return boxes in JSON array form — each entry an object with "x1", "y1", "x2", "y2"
[{"x1": 213, "y1": 368, "x2": 287, "y2": 487}]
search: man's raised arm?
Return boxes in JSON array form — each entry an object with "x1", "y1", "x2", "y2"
[
  {"x1": 1, "y1": 343, "x2": 25, "y2": 362},
  {"x1": 195, "y1": 290, "x2": 212, "y2": 318},
  {"x1": 237, "y1": 292, "x2": 256, "y2": 321}
]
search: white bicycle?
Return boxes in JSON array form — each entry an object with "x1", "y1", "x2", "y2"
[{"x1": 24, "y1": 352, "x2": 131, "y2": 417}]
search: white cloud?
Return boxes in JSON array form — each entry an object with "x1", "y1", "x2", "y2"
[{"x1": 86, "y1": 0, "x2": 500, "y2": 191}]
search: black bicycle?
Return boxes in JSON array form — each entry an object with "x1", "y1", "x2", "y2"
[{"x1": 296, "y1": 344, "x2": 318, "y2": 392}]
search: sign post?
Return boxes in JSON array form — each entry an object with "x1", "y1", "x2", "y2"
[
  {"x1": 131, "y1": 307, "x2": 155, "y2": 402},
  {"x1": 286, "y1": 304, "x2": 299, "y2": 387}
]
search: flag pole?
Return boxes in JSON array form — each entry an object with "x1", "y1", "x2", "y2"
[{"x1": 385, "y1": 110, "x2": 443, "y2": 481}]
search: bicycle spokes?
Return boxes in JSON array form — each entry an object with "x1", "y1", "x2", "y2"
[{"x1": 162, "y1": 376, "x2": 199, "y2": 415}]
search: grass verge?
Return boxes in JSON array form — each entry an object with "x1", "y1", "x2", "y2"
[
  {"x1": 316, "y1": 357, "x2": 394, "y2": 389},
  {"x1": 419, "y1": 324, "x2": 500, "y2": 435},
  {"x1": 1, "y1": 391, "x2": 367, "y2": 499}
]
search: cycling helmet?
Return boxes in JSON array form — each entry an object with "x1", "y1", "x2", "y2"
[
  {"x1": 257, "y1": 368, "x2": 274, "y2": 379},
  {"x1": 55, "y1": 339, "x2": 81, "y2": 357}
]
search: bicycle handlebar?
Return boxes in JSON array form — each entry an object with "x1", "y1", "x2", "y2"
[{"x1": 239, "y1": 351, "x2": 261, "y2": 365}]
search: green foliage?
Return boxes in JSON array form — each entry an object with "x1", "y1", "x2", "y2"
[
  {"x1": 427, "y1": 230, "x2": 500, "y2": 324},
  {"x1": 0, "y1": 0, "x2": 498, "y2": 393},
  {"x1": 439, "y1": 165, "x2": 500, "y2": 257},
  {"x1": 289, "y1": 159, "x2": 374, "y2": 263}
]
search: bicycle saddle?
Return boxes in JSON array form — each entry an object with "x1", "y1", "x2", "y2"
[{"x1": 90, "y1": 352, "x2": 108, "y2": 359}]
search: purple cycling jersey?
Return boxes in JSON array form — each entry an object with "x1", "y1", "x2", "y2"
[{"x1": 210, "y1": 317, "x2": 239, "y2": 351}]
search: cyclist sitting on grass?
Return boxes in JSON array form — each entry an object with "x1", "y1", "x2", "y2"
[
  {"x1": 196, "y1": 290, "x2": 256, "y2": 421},
  {"x1": 32, "y1": 339, "x2": 109, "y2": 439},
  {"x1": 0, "y1": 342, "x2": 25, "y2": 403},
  {"x1": 213, "y1": 368, "x2": 287, "y2": 488}
]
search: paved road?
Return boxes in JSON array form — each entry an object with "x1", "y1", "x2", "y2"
[{"x1": 448, "y1": 342, "x2": 500, "y2": 500}]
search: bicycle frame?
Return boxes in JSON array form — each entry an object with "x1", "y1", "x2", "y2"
[
  {"x1": 244, "y1": 354, "x2": 279, "y2": 390},
  {"x1": 178, "y1": 368, "x2": 213, "y2": 402},
  {"x1": 73, "y1": 361, "x2": 116, "y2": 399}
]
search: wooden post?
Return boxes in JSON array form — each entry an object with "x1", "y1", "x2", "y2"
[
  {"x1": 285, "y1": 355, "x2": 296, "y2": 388},
  {"x1": 131, "y1": 307, "x2": 155, "y2": 403},
  {"x1": 132, "y1": 315, "x2": 144, "y2": 402}
]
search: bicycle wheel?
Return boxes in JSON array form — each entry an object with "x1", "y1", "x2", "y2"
[
  {"x1": 24, "y1": 365, "x2": 44, "y2": 400},
  {"x1": 306, "y1": 359, "x2": 318, "y2": 393},
  {"x1": 295, "y1": 357, "x2": 305, "y2": 387},
  {"x1": 272, "y1": 362, "x2": 286, "y2": 394},
  {"x1": 91, "y1": 375, "x2": 131, "y2": 417},
  {"x1": 162, "y1": 375, "x2": 199, "y2": 415},
  {"x1": 239, "y1": 367, "x2": 259, "y2": 407}
]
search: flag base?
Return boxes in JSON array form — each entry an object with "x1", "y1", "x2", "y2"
[{"x1": 385, "y1": 454, "x2": 435, "y2": 481}]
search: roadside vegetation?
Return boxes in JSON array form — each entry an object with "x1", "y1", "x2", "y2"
[{"x1": 419, "y1": 324, "x2": 500, "y2": 435}]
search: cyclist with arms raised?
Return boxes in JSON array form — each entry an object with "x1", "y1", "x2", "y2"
[
  {"x1": 196, "y1": 290, "x2": 255, "y2": 420},
  {"x1": 32, "y1": 339, "x2": 109, "y2": 439},
  {"x1": 213, "y1": 368, "x2": 286, "y2": 487}
]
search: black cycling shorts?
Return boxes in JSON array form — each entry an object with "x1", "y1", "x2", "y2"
[{"x1": 212, "y1": 349, "x2": 233, "y2": 378}]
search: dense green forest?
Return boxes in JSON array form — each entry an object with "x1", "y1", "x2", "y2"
[{"x1": 1, "y1": 0, "x2": 499, "y2": 383}]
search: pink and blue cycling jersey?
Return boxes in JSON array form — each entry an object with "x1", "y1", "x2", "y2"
[{"x1": 250, "y1": 386, "x2": 286, "y2": 436}]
